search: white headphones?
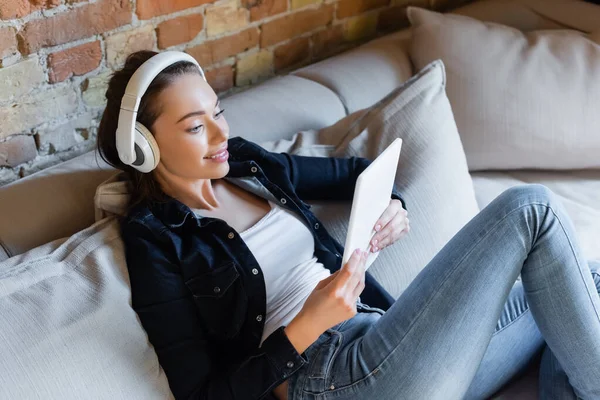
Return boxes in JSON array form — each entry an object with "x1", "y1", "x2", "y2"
[{"x1": 115, "y1": 51, "x2": 207, "y2": 173}]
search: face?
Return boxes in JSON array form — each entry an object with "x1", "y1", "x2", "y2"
[{"x1": 151, "y1": 73, "x2": 230, "y2": 180}]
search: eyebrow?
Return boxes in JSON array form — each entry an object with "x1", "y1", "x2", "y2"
[{"x1": 176, "y1": 99, "x2": 220, "y2": 123}]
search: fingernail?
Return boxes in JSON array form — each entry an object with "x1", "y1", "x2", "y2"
[
  {"x1": 374, "y1": 246, "x2": 378, "y2": 252},
  {"x1": 373, "y1": 239, "x2": 378, "y2": 245},
  {"x1": 355, "y1": 248, "x2": 361, "y2": 255},
  {"x1": 375, "y1": 224, "x2": 381, "y2": 231}
]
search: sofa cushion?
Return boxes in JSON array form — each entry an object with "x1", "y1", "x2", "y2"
[
  {"x1": 221, "y1": 74, "x2": 346, "y2": 143},
  {"x1": 262, "y1": 60, "x2": 480, "y2": 299},
  {"x1": 407, "y1": 7, "x2": 600, "y2": 171},
  {"x1": 472, "y1": 169, "x2": 600, "y2": 262},
  {"x1": 291, "y1": 30, "x2": 413, "y2": 114},
  {"x1": 451, "y1": 0, "x2": 596, "y2": 32},
  {"x1": 0, "y1": 216, "x2": 173, "y2": 399},
  {"x1": 0, "y1": 150, "x2": 117, "y2": 258}
]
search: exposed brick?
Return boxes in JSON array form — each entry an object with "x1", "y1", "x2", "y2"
[
  {"x1": 242, "y1": 0, "x2": 286, "y2": 22},
  {"x1": 0, "y1": 57, "x2": 45, "y2": 100},
  {"x1": 291, "y1": 0, "x2": 321, "y2": 10},
  {"x1": 137, "y1": 0, "x2": 214, "y2": 20},
  {"x1": 337, "y1": 0, "x2": 388, "y2": 19},
  {"x1": 206, "y1": 0, "x2": 249, "y2": 37},
  {"x1": 260, "y1": 4, "x2": 334, "y2": 47},
  {"x1": 106, "y1": 25, "x2": 156, "y2": 69},
  {"x1": 311, "y1": 25, "x2": 344, "y2": 59},
  {"x1": 0, "y1": 135, "x2": 37, "y2": 167},
  {"x1": 157, "y1": 13, "x2": 204, "y2": 49},
  {"x1": 0, "y1": 166, "x2": 18, "y2": 186},
  {"x1": 0, "y1": 27, "x2": 17, "y2": 59},
  {"x1": 48, "y1": 41, "x2": 101, "y2": 83},
  {"x1": 205, "y1": 64, "x2": 234, "y2": 93},
  {"x1": 187, "y1": 27, "x2": 259, "y2": 66},
  {"x1": 0, "y1": 0, "x2": 60, "y2": 20},
  {"x1": 0, "y1": 86, "x2": 77, "y2": 139},
  {"x1": 82, "y1": 71, "x2": 112, "y2": 108},
  {"x1": 35, "y1": 114, "x2": 94, "y2": 154},
  {"x1": 378, "y1": 5, "x2": 410, "y2": 32},
  {"x1": 274, "y1": 36, "x2": 309, "y2": 71},
  {"x1": 344, "y1": 13, "x2": 378, "y2": 42},
  {"x1": 236, "y1": 49, "x2": 272, "y2": 86},
  {"x1": 392, "y1": 0, "x2": 428, "y2": 5},
  {"x1": 18, "y1": 0, "x2": 131, "y2": 55}
]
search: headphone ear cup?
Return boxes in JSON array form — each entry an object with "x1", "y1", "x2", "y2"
[{"x1": 131, "y1": 122, "x2": 160, "y2": 173}]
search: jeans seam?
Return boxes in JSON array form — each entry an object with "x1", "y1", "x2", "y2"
[
  {"x1": 315, "y1": 202, "x2": 539, "y2": 395},
  {"x1": 492, "y1": 304, "x2": 530, "y2": 336},
  {"x1": 546, "y1": 205, "x2": 600, "y2": 323}
]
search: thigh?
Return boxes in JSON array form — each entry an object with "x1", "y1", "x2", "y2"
[{"x1": 302, "y1": 186, "x2": 559, "y2": 399}]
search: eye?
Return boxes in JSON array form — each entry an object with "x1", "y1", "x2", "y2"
[
  {"x1": 189, "y1": 125, "x2": 204, "y2": 134},
  {"x1": 215, "y1": 108, "x2": 225, "y2": 119}
]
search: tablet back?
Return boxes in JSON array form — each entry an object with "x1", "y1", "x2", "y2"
[{"x1": 342, "y1": 138, "x2": 403, "y2": 268}]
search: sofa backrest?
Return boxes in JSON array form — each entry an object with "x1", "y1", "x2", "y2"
[{"x1": 2, "y1": 0, "x2": 597, "y2": 260}]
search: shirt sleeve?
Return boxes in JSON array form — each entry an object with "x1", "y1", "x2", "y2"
[
  {"x1": 268, "y1": 151, "x2": 407, "y2": 211},
  {"x1": 120, "y1": 220, "x2": 308, "y2": 400}
]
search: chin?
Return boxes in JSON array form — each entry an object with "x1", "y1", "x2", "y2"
[{"x1": 215, "y1": 162, "x2": 230, "y2": 178}]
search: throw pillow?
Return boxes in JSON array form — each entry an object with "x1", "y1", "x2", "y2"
[
  {"x1": 260, "y1": 60, "x2": 480, "y2": 299},
  {"x1": 407, "y1": 7, "x2": 600, "y2": 171},
  {"x1": 0, "y1": 217, "x2": 174, "y2": 399}
]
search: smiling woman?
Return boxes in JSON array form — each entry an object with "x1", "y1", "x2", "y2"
[{"x1": 96, "y1": 50, "x2": 231, "y2": 212}]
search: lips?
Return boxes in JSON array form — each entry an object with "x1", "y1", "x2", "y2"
[{"x1": 204, "y1": 145, "x2": 228, "y2": 159}]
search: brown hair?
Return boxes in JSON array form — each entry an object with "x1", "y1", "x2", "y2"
[{"x1": 96, "y1": 50, "x2": 202, "y2": 214}]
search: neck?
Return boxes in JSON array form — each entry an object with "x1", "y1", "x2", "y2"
[{"x1": 153, "y1": 164, "x2": 221, "y2": 211}]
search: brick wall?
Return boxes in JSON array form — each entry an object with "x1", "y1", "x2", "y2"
[{"x1": 0, "y1": 0, "x2": 468, "y2": 186}]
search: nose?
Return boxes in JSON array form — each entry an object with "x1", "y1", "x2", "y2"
[{"x1": 206, "y1": 114, "x2": 229, "y2": 143}]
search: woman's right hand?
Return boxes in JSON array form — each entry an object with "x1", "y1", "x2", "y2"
[{"x1": 284, "y1": 249, "x2": 368, "y2": 353}]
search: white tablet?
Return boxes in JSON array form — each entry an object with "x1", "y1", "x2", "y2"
[{"x1": 341, "y1": 138, "x2": 403, "y2": 269}]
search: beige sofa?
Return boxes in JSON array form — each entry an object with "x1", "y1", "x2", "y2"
[{"x1": 1, "y1": 0, "x2": 599, "y2": 398}]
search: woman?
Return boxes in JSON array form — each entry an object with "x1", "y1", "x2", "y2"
[{"x1": 97, "y1": 50, "x2": 600, "y2": 400}]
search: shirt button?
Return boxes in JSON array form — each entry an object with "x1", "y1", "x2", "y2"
[
  {"x1": 252, "y1": 268, "x2": 259, "y2": 275},
  {"x1": 213, "y1": 286, "x2": 221, "y2": 294},
  {"x1": 314, "y1": 223, "x2": 319, "y2": 230},
  {"x1": 227, "y1": 232, "x2": 235, "y2": 239},
  {"x1": 286, "y1": 361, "x2": 294, "y2": 368},
  {"x1": 256, "y1": 314, "x2": 263, "y2": 322},
  {"x1": 280, "y1": 198, "x2": 287, "y2": 205},
  {"x1": 250, "y1": 166, "x2": 258, "y2": 173},
  {"x1": 336, "y1": 253, "x2": 341, "y2": 258}
]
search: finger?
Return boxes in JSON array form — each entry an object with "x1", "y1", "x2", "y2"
[
  {"x1": 347, "y1": 251, "x2": 368, "y2": 298},
  {"x1": 350, "y1": 264, "x2": 366, "y2": 299},
  {"x1": 375, "y1": 217, "x2": 409, "y2": 248},
  {"x1": 334, "y1": 249, "x2": 362, "y2": 286},
  {"x1": 373, "y1": 200, "x2": 401, "y2": 233},
  {"x1": 336, "y1": 250, "x2": 366, "y2": 293},
  {"x1": 315, "y1": 270, "x2": 339, "y2": 289},
  {"x1": 380, "y1": 225, "x2": 411, "y2": 250}
]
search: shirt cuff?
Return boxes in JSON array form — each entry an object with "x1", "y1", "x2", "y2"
[{"x1": 261, "y1": 326, "x2": 309, "y2": 381}]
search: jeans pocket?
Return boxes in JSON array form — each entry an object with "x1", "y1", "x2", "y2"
[{"x1": 300, "y1": 330, "x2": 344, "y2": 395}]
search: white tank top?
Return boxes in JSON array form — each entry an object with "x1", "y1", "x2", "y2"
[{"x1": 238, "y1": 200, "x2": 331, "y2": 347}]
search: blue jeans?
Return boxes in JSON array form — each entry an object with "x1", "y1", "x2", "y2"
[{"x1": 286, "y1": 184, "x2": 600, "y2": 399}]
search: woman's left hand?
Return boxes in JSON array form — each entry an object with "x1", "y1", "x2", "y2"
[{"x1": 369, "y1": 199, "x2": 410, "y2": 253}]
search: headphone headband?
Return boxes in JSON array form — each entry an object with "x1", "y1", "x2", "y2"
[{"x1": 116, "y1": 51, "x2": 206, "y2": 165}]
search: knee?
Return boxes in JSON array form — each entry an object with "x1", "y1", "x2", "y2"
[{"x1": 501, "y1": 184, "x2": 556, "y2": 207}]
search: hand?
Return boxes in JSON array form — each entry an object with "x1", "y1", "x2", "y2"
[
  {"x1": 287, "y1": 249, "x2": 368, "y2": 347},
  {"x1": 370, "y1": 199, "x2": 410, "y2": 252}
]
